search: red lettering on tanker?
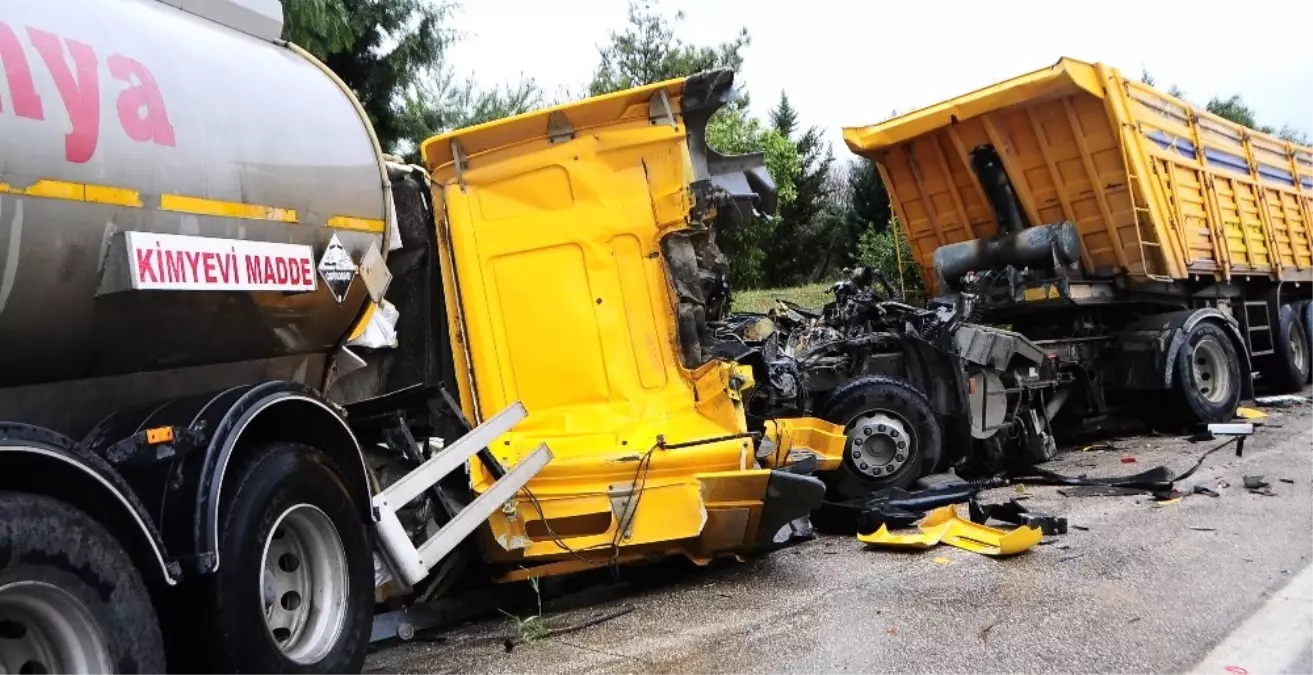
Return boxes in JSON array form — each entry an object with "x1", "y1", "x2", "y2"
[
  {"x1": 0, "y1": 20, "x2": 174, "y2": 163},
  {"x1": 125, "y1": 232, "x2": 318, "y2": 293}
]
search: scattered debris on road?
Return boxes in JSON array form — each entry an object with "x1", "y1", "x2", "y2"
[
  {"x1": 858, "y1": 504, "x2": 1042, "y2": 556},
  {"x1": 1254, "y1": 395, "x2": 1311, "y2": 407}
]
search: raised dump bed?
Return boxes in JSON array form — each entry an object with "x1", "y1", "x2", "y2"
[{"x1": 844, "y1": 57, "x2": 1313, "y2": 293}]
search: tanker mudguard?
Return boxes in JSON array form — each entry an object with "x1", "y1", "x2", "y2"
[
  {"x1": 82, "y1": 380, "x2": 373, "y2": 575},
  {"x1": 0, "y1": 422, "x2": 179, "y2": 584},
  {"x1": 1115, "y1": 308, "x2": 1253, "y2": 396}
]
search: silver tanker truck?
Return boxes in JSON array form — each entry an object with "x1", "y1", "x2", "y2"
[
  {"x1": 0, "y1": 0, "x2": 821, "y2": 672},
  {"x1": 0, "y1": 0, "x2": 559, "y2": 671}
]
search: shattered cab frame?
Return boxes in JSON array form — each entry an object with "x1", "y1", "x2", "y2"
[
  {"x1": 710, "y1": 268, "x2": 1073, "y2": 499},
  {"x1": 419, "y1": 70, "x2": 849, "y2": 581}
]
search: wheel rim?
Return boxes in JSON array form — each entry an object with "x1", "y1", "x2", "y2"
[
  {"x1": 1191, "y1": 339, "x2": 1232, "y2": 404},
  {"x1": 260, "y1": 504, "x2": 348, "y2": 665},
  {"x1": 0, "y1": 581, "x2": 113, "y2": 675},
  {"x1": 845, "y1": 410, "x2": 914, "y2": 479},
  {"x1": 1292, "y1": 323, "x2": 1308, "y2": 375}
]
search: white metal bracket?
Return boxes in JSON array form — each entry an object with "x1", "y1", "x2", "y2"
[{"x1": 371, "y1": 401, "x2": 553, "y2": 587}]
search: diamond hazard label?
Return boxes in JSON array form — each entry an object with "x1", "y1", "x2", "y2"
[{"x1": 317, "y1": 234, "x2": 357, "y2": 303}]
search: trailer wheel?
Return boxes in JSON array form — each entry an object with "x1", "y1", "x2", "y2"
[
  {"x1": 819, "y1": 375, "x2": 943, "y2": 498},
  {"x1": 1259, "y1": 304, "x2": 1309, "y2": 394},
  {"x1": 195, "y1": 443, "x2": 373, "y2": 673},
  {"x1": 0, "y1": 491, "x2": 164, "y2": 674},
  {"x1": 1170, "y1": 322, "x2": 1242, "y2": 425},
  {"x1": 1291, "y1": 298, "x2": 1313, "y2": 378}
]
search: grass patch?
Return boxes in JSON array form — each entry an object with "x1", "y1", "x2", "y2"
[{"x1": 730, "y1": 283, "x2": 831, "y2": 314}]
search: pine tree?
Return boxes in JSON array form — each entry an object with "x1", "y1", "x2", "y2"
[{"x1": 769, "y1": 92, "x2": 799, "y2": 139}]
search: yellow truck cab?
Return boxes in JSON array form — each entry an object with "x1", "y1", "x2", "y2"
[{"x1": 421, "y1": 70, "x2": 847, "y2": 578}]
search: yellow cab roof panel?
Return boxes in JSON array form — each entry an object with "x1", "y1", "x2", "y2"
[
  {"x1": 842, "y1": 57, "x2": 1104, "y2": 156},
  {"x1": 421, "y1": 76, "x2": 688, "y2": 177}
]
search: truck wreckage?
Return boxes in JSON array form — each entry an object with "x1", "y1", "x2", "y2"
[{"x1": 704, "y1": 265, "x2": 1072, "y2": 498}]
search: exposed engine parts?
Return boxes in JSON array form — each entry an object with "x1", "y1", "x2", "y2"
[{"x1": 712, "y1": 266, "x2": 1074, "y2": 491}]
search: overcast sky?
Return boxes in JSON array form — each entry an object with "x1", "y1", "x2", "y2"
[{"x1": 447, "y1": 0, "x2": 1313, "y2": 156}]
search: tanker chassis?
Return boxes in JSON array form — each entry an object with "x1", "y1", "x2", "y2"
[{"x1": 0, "y1": 1, "x2": 849, "y2": 672}]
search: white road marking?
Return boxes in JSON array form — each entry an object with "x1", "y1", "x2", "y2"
[{"x1": 1191, "y1": 563, "x2": 1313, "y2": 674}]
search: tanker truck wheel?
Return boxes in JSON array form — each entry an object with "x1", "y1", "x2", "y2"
[
  {"x1": 1169, "y1": 321, "x2": 1242, "y2": 426},
  {"x1": 818, "y1": 375, "x2": 943, "y2": 498},
  {"x1": 193, "y1": 443, "x2": 373, "y2": 673},
  {"x1": 0, "y1": 491, "x2": 164, "y2": 674},
  {"x1": 1259, "y1": 304, "x2": 1310, "y2": 393}
]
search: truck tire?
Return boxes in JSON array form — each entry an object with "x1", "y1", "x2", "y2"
[
  {"x1": 1260, "y1": 304, "x2": 1309, "y2": 394},
  {"x1": 0, "y1": 491, "x2": 164, "y2": 674},
  {"x1": 1169, "y1": 321, "x2": 1242, "y2": 426},
  {"x1": 1298, "y1": 300, "x2": 1312, "y2": 385},
  {"x1": 818, "y1": 375, "x2": 943, "y2": 498},
  {"x1": 193, "y1": 443, "x2": 373, "y2": 673}
]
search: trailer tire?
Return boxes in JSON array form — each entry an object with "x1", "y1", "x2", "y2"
[
  {"x1": 193, "y1": 443, "x2": 373, "y2": 674},
  {"x1": 1297, "y1": 300, "x2": 1313, "y2": 385},
  {"x1": 819, "y1": 376, "x2": 943, "y2": 498},
  {"x1": 1260, "y1": 304, "x2": 1309, "y2": 394},
  {"x1": 0, "y1": 491, "x2": 164, "y2": 674},
  {"x1": 1170, "y1": 321, "x2": 1242, "y2": 426}
]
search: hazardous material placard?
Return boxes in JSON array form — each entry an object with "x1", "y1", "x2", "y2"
[
  {"x1": 317, "y1": 233, "x2": 358, "y2": 303},
  {"x1": 125, "y1": 231, "x2": 318, "y2": 292}
]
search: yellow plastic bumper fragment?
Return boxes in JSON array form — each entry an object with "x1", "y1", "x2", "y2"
[{"x1": 857, "y1": 505, "x2": 1042, "y2": 557}]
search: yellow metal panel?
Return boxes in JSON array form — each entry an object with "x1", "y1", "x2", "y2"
[
  {"x1": 160, "y1": 193, "x2": 297, "y2": 222},
  {"x1": 0, "y1": 179, "x2": 142, "y2": 207},
  {"x1": 326, "y1": 215, "x2": 386, "y2": 233},
  {"x1": 847, "y1": 58, "x2": 1313, "y2": 285},
  {"x1": 610, "y1": 234, "x2": 669, "y2": 390},
  {"x1": 422, "y1": 78, "x2": 789, "y2": 567},
  {"x1": 843, "y1": 57, "x2": 1104, "y2": 154}
]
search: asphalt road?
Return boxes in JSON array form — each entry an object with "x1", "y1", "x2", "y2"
[{"x1": 368, "y1": 394, "x2": 1313, "y2": 674}]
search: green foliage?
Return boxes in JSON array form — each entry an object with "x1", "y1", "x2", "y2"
[
  {"x1": 856, "y1": 218, "x2": 925, "y2": 303},
  {"x1": 397, "y1": 72, "x2": 543, "y2": 162},
  {"x1": 1206, "y1": 94, "x2": 1265, "y2": 131},
  {"x1": 587, "y1": 1, "x2": 749, "y2": 97},
  {"x1": 768, "y1": 91, "x2": 799, "y2": 139},
  {"x1": 1276, "y1": 125, "x2": 1311, "y2": 146},
  {"x1": 703, "y1": 104, "x2": 800, "y2": 289},
  {"x1": 730, "y1": 283, "x2": 832, "y2": 313},
  {"x1": 279, "y1": 0, "x2": 542, "y2": 156},
  {"x1": 281, "y1": 0, "x2": 353, "y2": 56}
]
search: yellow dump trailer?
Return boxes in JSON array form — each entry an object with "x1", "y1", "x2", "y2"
[{"x1": 844, "y1": 58, "x2": 1312, "y2": 426}]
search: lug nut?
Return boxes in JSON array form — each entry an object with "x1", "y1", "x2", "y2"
[
  {"x1": 885, "y1": 464, "x2": 895, "y2": 472},
  {"x1": 897, "y1": 442, "x2": 906, "y2": 450},
  {"x1": 859, "y1": 461, "x2": 869, "y2": 470},
  {"x1": 895, "y1": 453, "x2": 905, "y2": 462},
  {"x1": 876, "y1": 424, "x2": 887, "y2": 432},
  {"x1": 851, "y1": 450, "x2": 861, "y2": 459},
  {"x1": 863, "y1": 427, "x2": 874, "y2": 436},
  {"x1": 889, "y1": 429, "x2": 899, "y2": 439},
  {"x1": 871, "y1": 466, "x2": 881, "y2": 475},
  {"x1": 854, "y1": 438, "x2": 863, "y2": 446}
]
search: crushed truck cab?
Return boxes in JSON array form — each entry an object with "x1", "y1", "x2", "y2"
[{"x1": 421, "y1": 71, "x2": 840, "y2": 576}]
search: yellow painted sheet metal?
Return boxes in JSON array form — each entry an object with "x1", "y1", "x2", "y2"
[
  {"x1": 160, "y1": 193, "x2": 298, "y2": 222},
  {"x1": 424, "y1": 76, "x2": 779, "y2": 567},
  {"x1": 761, "y1": 418, "x2": 847, "y2": 471},
  {"x1": 843, "y1": 57, "x2": 1313, "y2": 293},
  {"x1": 0, "y1": 179, "x2": 142, "y2": 207},
  {"x1": 858, "y1": 505, "x2": 1041, "y2": 556}
]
